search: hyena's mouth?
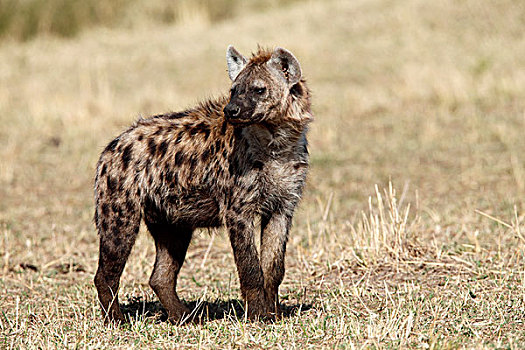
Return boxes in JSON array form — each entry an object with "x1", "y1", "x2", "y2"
[{"x1": 226, "y1": 113, "x2": 265, "y2": 126}]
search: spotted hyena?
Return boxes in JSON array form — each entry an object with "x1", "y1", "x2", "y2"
[{"x1": 93, "y1": 45, "x2": 312, "y2": 324}]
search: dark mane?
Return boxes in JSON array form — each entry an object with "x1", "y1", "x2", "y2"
[{"x1": 248, "y1": 47, "x2": 272, "y2": 65}]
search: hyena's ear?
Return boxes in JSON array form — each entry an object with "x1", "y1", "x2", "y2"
[
  {"x1": 226, "y1": 45, "x2": 247, "y2": 81},
  {"x1": 267, "y1": 47, "x2": 302, "y2": 86}
]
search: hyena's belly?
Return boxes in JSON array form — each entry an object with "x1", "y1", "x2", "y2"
[{"x1": 143, "y1": 190, "x2": 222, "y2": 228}]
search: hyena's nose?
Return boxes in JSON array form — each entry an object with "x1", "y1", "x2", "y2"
[{"x1": 224, "y1": 103, "x2": 240, "y2": 119}]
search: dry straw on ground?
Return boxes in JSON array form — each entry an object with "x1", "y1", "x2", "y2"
[{"x1": 1, "y1": 0, "x2": 525, "y2": 348}]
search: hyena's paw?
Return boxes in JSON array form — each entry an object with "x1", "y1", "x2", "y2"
[
  {"x1": 166, "y1": 304, "x2": 192, "y2": 325},
  {"x1": 245, "y1": 292, "x2": 278, "y2": 322},
  {"x1": 103, "y1": 308, "x2": 127, "y2": 325}
]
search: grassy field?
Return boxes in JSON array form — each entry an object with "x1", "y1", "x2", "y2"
[{"x1": 1, "y1": 0, "x2": 525, "y2": 348}]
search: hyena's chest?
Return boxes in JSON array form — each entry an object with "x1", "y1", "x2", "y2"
[
  {"x1": 240, "y1": 131, "x2": 308, "y2": 206},
  {"x1": 254, "y1": 159, "x2": 308, "y2": 214}
]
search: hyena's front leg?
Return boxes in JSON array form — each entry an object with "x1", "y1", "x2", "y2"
[
  {"x1": 225, "y1": 212, "x2": 273, "y2": 320},
  {"x1": 260, "y1": 213, "x2": 292, "y2": 317}
]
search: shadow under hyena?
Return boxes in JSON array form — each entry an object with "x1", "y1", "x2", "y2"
[{"x1": 121, "y1": 296, "x2": 313, "y2": 324}]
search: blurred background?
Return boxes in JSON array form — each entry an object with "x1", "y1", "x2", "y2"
[
  {"x1": 0, "y1": 0, "x2": 524, "y2": 345},
  {"x1": 1, "y1": 0, "x2": 524, "y2": 236}
]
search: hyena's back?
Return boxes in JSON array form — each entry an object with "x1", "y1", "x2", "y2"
[{"x1": 94, "y1": 98, "x2": 230, "y2": 232}]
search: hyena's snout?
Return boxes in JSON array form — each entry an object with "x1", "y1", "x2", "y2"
[
  {"x1": 223, "y1": 101, "x2": 259, "y2": 125},
  {"x1": 223, "y1": 103, "x2": 241, "y2": 119}
]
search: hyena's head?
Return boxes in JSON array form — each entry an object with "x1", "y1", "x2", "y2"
[{"x1": 223, "y1": 46, "x2": 303, "y2": 125}]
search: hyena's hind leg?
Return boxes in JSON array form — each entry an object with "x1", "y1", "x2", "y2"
[
  {"x1": 146, "y1": 221, "x2": 193, "y2": 323},
  {"x1": 94, "y1": 199, "x2": 142, "y2": 324}
]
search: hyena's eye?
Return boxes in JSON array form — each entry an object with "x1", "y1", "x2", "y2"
[{"x1": 253, "y1": 87, "x2": 266, "y2": 95}]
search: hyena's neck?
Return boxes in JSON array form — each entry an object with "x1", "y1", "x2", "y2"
[
  {"x1": 237, "y1": 118, "x2": 308, "y2": 161},
  {"x1": 263, "y1": 97, "x2": 312, "y2": 157}
]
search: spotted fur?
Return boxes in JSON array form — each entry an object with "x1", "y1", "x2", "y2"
[{"x1": 94, "y1": 46, "x2": 312, "y2": 324}]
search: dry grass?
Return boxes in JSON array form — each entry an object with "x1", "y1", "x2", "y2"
[
  {"x1": 0, "y1": 0, "x2": 299, "y2": 41},
  {"x1": 1, "y1": 0, "x2": 525, "y2": 348}
]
